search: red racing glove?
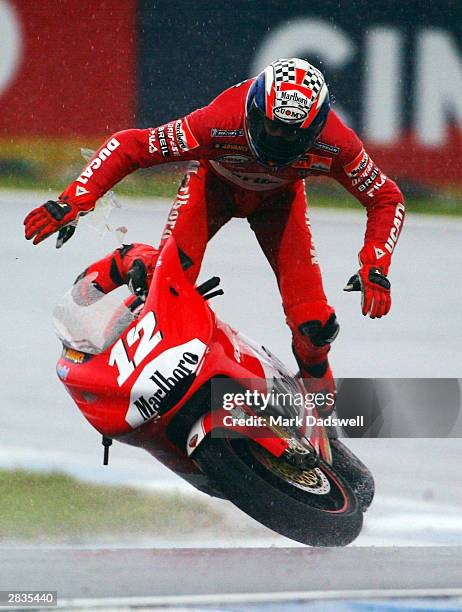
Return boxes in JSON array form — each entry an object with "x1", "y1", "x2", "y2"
[
  {"x1": 24, "y1": 182, "x2": 97, "y2": 248},
  {"x1": 344, "y1": 244, "x2": 391, "y2": 318}
]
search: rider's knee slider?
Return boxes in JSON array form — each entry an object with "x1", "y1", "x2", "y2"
[{"x1": 299, "y1": 313, "x2": 340, "y2": 347}]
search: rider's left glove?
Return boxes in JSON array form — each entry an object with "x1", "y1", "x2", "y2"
[
  {"x1": 344, "y1": 243, "x2": 391, "y2": 319},
  {"x1": 24, "y1": 184, "x2": 96, "y2": 248}
]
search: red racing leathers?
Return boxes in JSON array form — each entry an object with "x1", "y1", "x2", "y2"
[{"x1": 25, "y1": 79, "x2": 405, "y2": 382}]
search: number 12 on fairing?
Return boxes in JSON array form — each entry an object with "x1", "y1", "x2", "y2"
[{"x1": 109, "y1": 311, "x2": 163, "y2": 386}]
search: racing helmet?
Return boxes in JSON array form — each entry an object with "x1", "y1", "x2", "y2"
[{"x1": 245, "y1": 58, "x2": 330, "y2": 168}]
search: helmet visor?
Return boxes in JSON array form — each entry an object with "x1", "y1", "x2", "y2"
[{"x1": 246, "y1": 97, "x2": 330, "y2": 168}]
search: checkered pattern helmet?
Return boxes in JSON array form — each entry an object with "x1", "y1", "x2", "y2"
[{"x1": 245, "y1": 58, "x2": 330, "y2": 167}]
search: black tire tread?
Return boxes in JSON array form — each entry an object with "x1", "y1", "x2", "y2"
[
  {"x1": 330, "y1": 439, "x2": 375, "y2": 512},
  {"x1": 194, "y1": 436, "x2": 363, "y2": 547}
]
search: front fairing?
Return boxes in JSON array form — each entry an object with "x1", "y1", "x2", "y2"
[
  {"x1": 54, "y1": 237, "x2": 330, "y2": 467},
  {"x1": 54, "y1": 239, "x2": 214, "y2": 438}
]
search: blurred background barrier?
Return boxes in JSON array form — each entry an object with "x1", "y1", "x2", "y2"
[{"x1": 0, "y1": 0, "x2": 461, "y2": 200}]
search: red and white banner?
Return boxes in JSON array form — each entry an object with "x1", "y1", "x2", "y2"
[
  {"x1": 0, "y1": 0, "x2": 136, "y2": 137},
  {"x1": 1, "y1": 0, "x2": 461, "y2": 187}
]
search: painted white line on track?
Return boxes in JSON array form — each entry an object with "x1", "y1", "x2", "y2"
[{"x1": 54, "y1": 588, "x2": 462, "y2": 609}]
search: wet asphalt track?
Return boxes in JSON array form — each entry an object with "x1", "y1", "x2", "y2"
[
  {"x1": 2, "y1": 190, "x2": 462, "y2": 552},
  {"x1": 1, "y1": 546, "x2": 462, "y2": 607}
]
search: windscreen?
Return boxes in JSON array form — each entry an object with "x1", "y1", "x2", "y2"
[{"x1": 52, "y1": 274, "x2": 136, "y2": 354}]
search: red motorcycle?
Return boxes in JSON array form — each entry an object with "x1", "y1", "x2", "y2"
[{"x1": 53, "y1": 237, "x2": 374, "y2": 546}]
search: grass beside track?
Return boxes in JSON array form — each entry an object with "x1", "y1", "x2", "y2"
[
  {"x1": 1, "y1": 137, "x2": 460, "y2": 215},
  {"x1": 1, "y1": 172, "x2": 460, "y2": 216},
  {"x1": 0, "y1": 469, "x2": 224, "y2": 542}
]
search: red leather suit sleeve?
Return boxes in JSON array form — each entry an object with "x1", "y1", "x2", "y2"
[
  {"x1": 329, "y1": 113, "x2": 405, "y2": 266},
  {"x1": 59, "y1": 115, "x2": 210, "y2": 203}
]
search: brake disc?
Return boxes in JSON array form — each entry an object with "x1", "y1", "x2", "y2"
[{"x1": 250, "y1": 445, "x2": 331, "y2": 495}]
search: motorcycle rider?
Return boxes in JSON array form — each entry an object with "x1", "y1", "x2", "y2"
[{"x1": 24, "y1": 58, "x2": 405, "y2": 406}]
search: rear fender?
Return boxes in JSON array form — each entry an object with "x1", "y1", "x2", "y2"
[{"x1": 186, "y1": 407, "x2": 289, "y2": 458}]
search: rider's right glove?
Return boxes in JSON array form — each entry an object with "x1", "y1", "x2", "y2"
[
  {"x1": 74, "y1": 243, "x2": 160, "y2": 301},
  {"x1": 24, "y1": 183, "x2": 97, "y2": 248},
  {"x1": 122, "y1": 244, "x2": 160, "y2": 299}
]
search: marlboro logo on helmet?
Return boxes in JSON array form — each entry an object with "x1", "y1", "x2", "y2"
[{"x1": 244, "y1": 58, "x2": 330, "y2": 168}]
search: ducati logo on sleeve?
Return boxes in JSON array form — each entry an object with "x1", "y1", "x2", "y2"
[{"x1": 76, "y1": 137, "x2": 120, "y2": 184}]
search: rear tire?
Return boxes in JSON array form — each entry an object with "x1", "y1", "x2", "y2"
[{"x1": 194, "y1": 435, "x2": 363, "y2": 547}]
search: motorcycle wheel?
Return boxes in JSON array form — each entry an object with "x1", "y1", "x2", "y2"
[
  {"x1": 193, "y1": 435, "x2": 363, "y2": 547},
  {"x1": 330, "y1": 438, "x2": 375, "y2": 512}
]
